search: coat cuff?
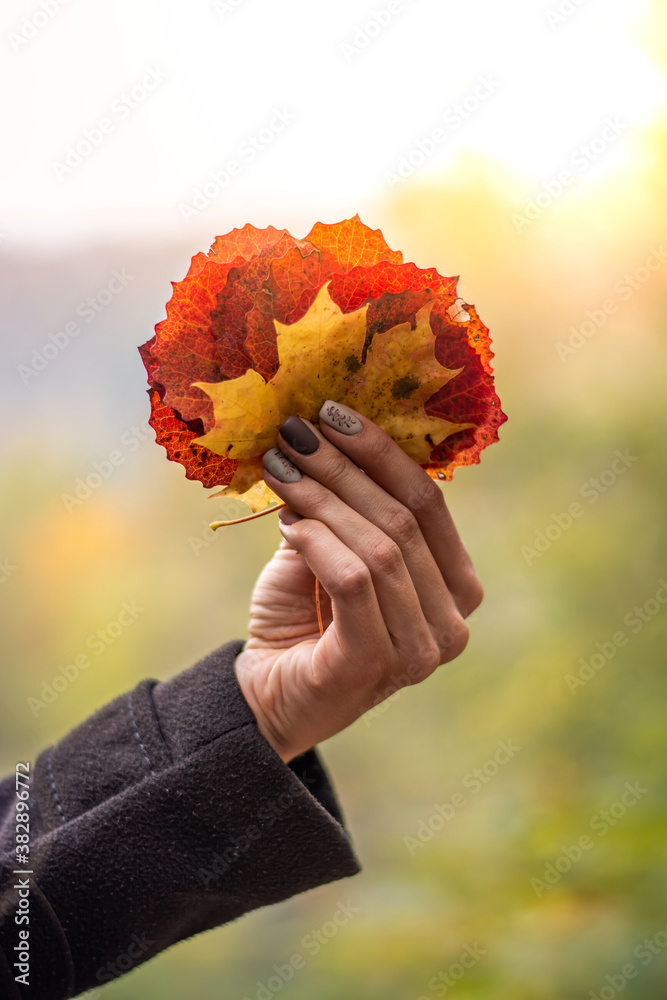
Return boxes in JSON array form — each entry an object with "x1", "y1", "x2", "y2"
[{"x1": 34, "y1": 639, "x2": 353, "y2": 835}]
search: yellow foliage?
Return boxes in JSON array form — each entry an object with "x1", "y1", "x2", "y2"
[{"x1": 194, "y1": 282, "x2": 472, "y2": 512}]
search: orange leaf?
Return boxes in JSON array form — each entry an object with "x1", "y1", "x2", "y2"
[{"x1": 139, "y1": 217, "x2": 506, "y2": 503}]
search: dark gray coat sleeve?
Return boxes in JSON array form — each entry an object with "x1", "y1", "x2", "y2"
[{"x1": 0, "y1": 638, "x2": 361, "y2": 998}]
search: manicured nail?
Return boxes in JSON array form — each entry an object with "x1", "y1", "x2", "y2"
[
  {"x1": 279, "y1": 415, "x2": 320, "y2": 455},
  {"x1": 319, "y1": 400, "x2": 362, "y2": 435},
  {"x1": 278, "y1": 508, "x2": 303, "y2": 525},
  {"x1": 262, "y1": 448, "x2": 302, "y2": 483}
]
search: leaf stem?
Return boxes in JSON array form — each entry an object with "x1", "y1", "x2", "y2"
[
  {"x1": 315, "y1": 577, "x2": 324, "y2": 637},
  {"x1": 209, "y1": 503, "x2": 286, "y2": 529}
]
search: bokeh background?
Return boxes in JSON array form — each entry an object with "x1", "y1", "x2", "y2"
[{"x1": 2, "y1": 1, "x2": 666, "y2": 997}]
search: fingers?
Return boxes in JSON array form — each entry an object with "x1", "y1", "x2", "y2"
[
  {"x1": 272, "y1": 405, "x2": 479, "y2": 630},
  {"x1": 272, "y1": 516, "x2": 397, "y2": 691},
  {"x1": 316, "y1": 400, "x2": 483, "y2": 617},
  {"x1": 263, "y1": 421, "x2": 471, "y2": 671},
  {"x1": 273, "y1": 418, "x2": 458, "y2": 638},
  {"x1": 268, "y1": 462, "x2": 453, "y2": 672}
]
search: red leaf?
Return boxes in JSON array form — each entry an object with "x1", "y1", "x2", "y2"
[
  {"x1": 148, "y1": 224, "x2": 291, "y2": 423},
  {"x1": 139, "y1": 217, "x2": 507, "y2": 492},
  {"x1": 306, "y1": 214, "x2": 403, "y2": 269}
]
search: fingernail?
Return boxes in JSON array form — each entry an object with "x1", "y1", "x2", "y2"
[
  {"x1": 262, "y1": 448, "x2": 302, "y2": 483},
  {"x1": 319, "y1": 400, "x2": 362, "y2": 435},
  {"x1": 279, "y1": 415, "x2": 320, "y2": 455},
  {"x1": 278, "y1": 508, "x2": 303, "y2": 525}
]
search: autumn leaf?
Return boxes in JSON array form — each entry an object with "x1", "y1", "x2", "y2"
[
  {"x1": 139, "y1": 216, "x2": 506, "y2": 513},
  {"x1": 193, "y1": 282, "x2": 474, "y2": 510}
]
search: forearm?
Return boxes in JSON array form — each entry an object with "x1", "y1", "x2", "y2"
[{"x1": 0, "y1": 639, "x2": 360, "y2": 999}]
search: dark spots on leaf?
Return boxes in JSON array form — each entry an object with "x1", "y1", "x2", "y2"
[
  {"x1": 391, "y1": 373, "x2": 420, "y2": 400},
  {"x1": 345, "y1": 354, "x2": 361, "y2": 374}
]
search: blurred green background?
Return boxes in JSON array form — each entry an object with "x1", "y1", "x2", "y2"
[{"x1": 2, "y1": 1, "x2": 667, "y2": 998}]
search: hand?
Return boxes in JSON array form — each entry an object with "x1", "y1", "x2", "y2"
[{"x1": 234, "y1": 400, "x2": 483, "y2": 763}]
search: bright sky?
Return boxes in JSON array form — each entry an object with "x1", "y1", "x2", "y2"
[{"x1": 1, "y1": 0, "x2": 663, "y2": 248}]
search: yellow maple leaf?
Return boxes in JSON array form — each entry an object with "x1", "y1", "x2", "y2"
[{"x1": 193, "y1": 282, "x2": 473, "y2": 513}]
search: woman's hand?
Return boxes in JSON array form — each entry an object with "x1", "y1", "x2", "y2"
[{"x1": 234, "y1": 399, "x2": 483, "y2": 763}]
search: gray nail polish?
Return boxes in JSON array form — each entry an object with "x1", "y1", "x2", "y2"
[
  {"x1": 319, "y1": 400, "x2": 362, "y2": 435},
  {"x1": 262, "y1": 448, "x2": 302, "y2": 483}
]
